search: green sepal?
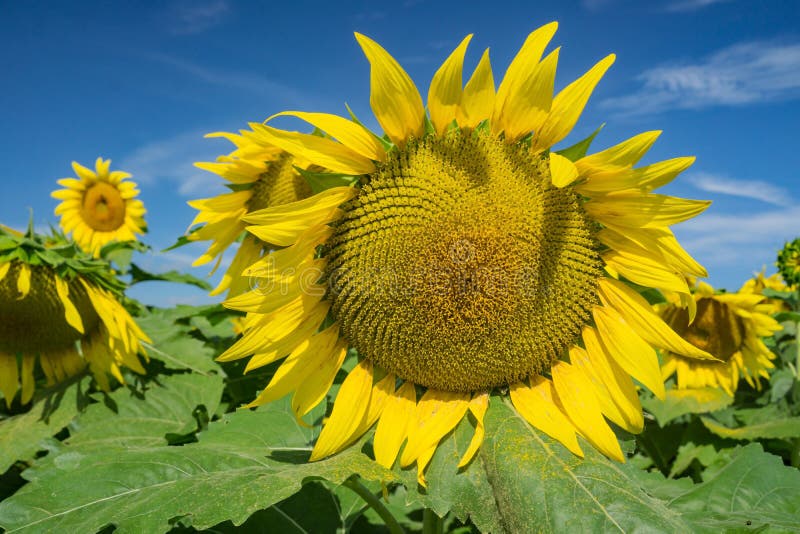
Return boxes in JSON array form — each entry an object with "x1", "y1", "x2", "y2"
[
  {"x1": 556, "y1": 123, "x2": 605, "y2": 162},
  {"x1": 225, "y1": 182, "x2": 254, "y2": 192},
  {"x1": 295, "y1": 166, "x2": 359, "y2": 195},
  {"x1": 128, "y1": 263, "x2": 212, "y2": 291},
  {"x1": 163, "y1": 229, "x2": 201, "y2": 252}
]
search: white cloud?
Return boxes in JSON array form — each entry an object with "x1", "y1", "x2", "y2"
[
  {"x1": 665, "y1": 0, "x2": 730, "y2": 11},
  {"x1": 602, "y1": 41, "x2": 800, "y2": 115},
  {"x1": 688, "y1": 172, "x2": 793, "y2": 206},
  {"x1": 164, "y1": 0, "x2": 230, "y2": 35},
  {"x1": 119, "y1": 130, "x2": 229, "y2": 198},
  {"x1": 675, "y1": 206, "x2": 800, "y2": 272}
]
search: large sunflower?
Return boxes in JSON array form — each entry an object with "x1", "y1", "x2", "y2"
[
  {"x1": 187, "y1": 127, "x2": 314, "y2": 297},
  {"x1": 0, "y1": 226, "x2": 149, "y2": 406},
  {"x1": 660, "y1": 282, "x2": 781, "y2": 395},
  {"x1": 220, "y1": 23, "x2": 714, "y2": 484},
  {"x1": 52, "y1": 158, "x2": 146, "y2": 257}
]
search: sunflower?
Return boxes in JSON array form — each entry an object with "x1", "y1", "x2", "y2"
[
  {"x1": 187, "y1": 127, "x2": 315, "y2": 297},
  {"x1": 0, "y1": 226, "x2": 149, "y2": 407},
  {"x1": 51, "y1": 158, "x2": 146, "y2": 257},
  {"x1": 739, "y1": 268, "x2": 790, "y2": 314},
  {"x1": 219, "y1": 23, "x2": 714, "y2": 484},
  {"x1": 777, "y1": 238, "x2": 800, "y2": 289},
  {"x1": 660, "y1": 282, "x2": 782, "y2": 395}
]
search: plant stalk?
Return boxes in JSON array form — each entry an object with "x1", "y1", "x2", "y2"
[
  {"x1": 342, "y1": 476, "x2": 404, "y2": 534},
  {"x1": 422, "y1": 508, "x2": 443, "y2": 534}
]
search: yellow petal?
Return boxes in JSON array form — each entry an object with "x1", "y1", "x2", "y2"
[
  {"x1": 71, "y1": 161, "x2": 97, "y2": 182},
  {"x1": 457, "y1": 392, "x2": 489, "y2": 468},
  {"x1": 0, "y1": 353, "x2": 20, "y2": 408},
  {"x1": 456, "y1": 48, "x2": 495, "y2": 129},
  {"x1": 576, "y1": 131, "x2": 661, "y2": 173},
  {"x1": 497, "y1": 48, "x2": 559, "y2": 143},
  {"x1": 585, "y1": 192, "x2": 711, "y2": 229},
  {"x1": 549, "y1": 152, "x2": 579, "y2": 188},
  {"x1": 600, "y1": 224, "x2": 707, "y2": 278},
  {"x1": 416, "y1": 445, "x2": 438, "y2": 488},
  {"x1": 16, "y1": 263, "x2": 30, "y2": 299},
  {"x1": 593, "y1": 306, "x2": 666, "y2": 399},
  {"x1": 247, "y1": 123, "x2": 375, "y2": 175},
  {"x1": 356, "y1": 373, "x2": 396, "y2": 435},
  {"x1": 551, "y1": 361, "x2": 624, "y2": 462},
  {"x1": 310, "y1": 359, "x2": 374, "y2": 461},
  {"x1": 603, "y1": 248, "x2": 691, "y2": 294},
  {"x1": 20, "y1": 354, "x2": 35, "y2": 404},
  {"x1": 292, "y1": 341, "x2": 348, "y2": 422},
  {"x1": 576, "y1": 157, "x2": 695, "y2": 194},
  {"x1": 597, "y1": 278, "x2": 716, "y2": 361},
  {"x1": 355, "y1": 33, "x2": 425, "y2": 145},
  {"x1": 54, "y1": 276, "x2": 84, "y2": 334},
  {"x1": 509, "y1": 378, "x2": 583, "y2": 457},
  {"x1": 428, "y1": 34, "x2": 473, "y2": 136},
  {"x1": 532, "y1": 54, "x2": 616, "y2": 151},
  {"x1": 374, "y1": 381, "x2": 417, "y2": 468},
  {"x1": 578, "y1": 330, "x2": 644, "y2": 434},
  {"x1": 400, "y1": 389, "x2": 470, "y2": 467},
  {"x1": 493, "y1": 22, "x2": 558, "y2": 136},
  {"x1": 0, "y1": 262, "x2": 10, "y2": 282},
  {"x1": 268, "y1": 111, "x2": 386, "y2": 162}
]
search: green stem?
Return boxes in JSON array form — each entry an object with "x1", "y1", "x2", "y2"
[
  {"x1": 422, "y1": 508, "x2": 443, "y2": 534},
  {"x1": 342, "y1": 476, "x2": 404, "y2": 534}
]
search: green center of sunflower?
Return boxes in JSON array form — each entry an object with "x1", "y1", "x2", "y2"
[
  {"x1": 246, "y1": 154, "x2": 313, "y2": 213},
  {"x1": 324, "y1": 132, "x2": 603, "y2": 392},
  {"x1": 0, "y1": 263, "x2": 100, "y2": 354},
  {"x1": 664, "y1": 297, "x2": 744, "y2": 362},
  {"x1": 81, "y1": 181, "x2": 126, "y2": 232}
]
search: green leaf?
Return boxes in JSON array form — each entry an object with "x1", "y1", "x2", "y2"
[
  {"x1": 0, "y1": 398, "x2": 394, "y2": 533},
  {"x1": 667, "y1": 444, "x2": 800, "y2": 532},
  {"x1": 641, "y1": 388, "x2": 734, "y2": 426},
  {"x1": 136, "y1": 309, "x2": 221, "y2": 373},
  {"x1": 66, "y1": 373, "x2": 224, "y2": 450},
  {"x1": 408, "y1": 398, "x2": 692, "y2": 533},
  {"x1": 555, "y1": 123, "x2": 604, "y2": 161},
  {"x1": 668, "y1": 443, "x2": 734, "y2": 479},
  {"x1": 775, "y1": 311, "x2": 800, "y2": 323},
  {"x1": 701, "y1": 415, "x2": 800, "y2": 441},
  {"x1": 129, "y1": 264, "x2": 211, "y2": 291},
  {"x1": 0, "y1": 379, "x2": 89, "y2": 473}
]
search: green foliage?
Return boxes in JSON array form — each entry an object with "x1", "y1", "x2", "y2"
[{"x1": 128, "y1": 264, "x2": 212, "y2": 291}]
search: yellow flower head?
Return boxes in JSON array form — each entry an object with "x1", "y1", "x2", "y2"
[
  {"x1": 187, "y1": 127, "x2": 314, "y2": 298},
  {"x1": 739, "y1": 267, "x2": 790, "y2": 314},
  {"x1": 0, "y1": 227, "x2": 149, "y2": 407},
  {"x1": 220, "y1": 23, "x2": 713, "y2": 484},
  {"x1": 52, "y1": 158, "x2": 146, "y2": 257},
  {"x1": 661, "y1": 281, "x2": 782, "y2": 396}
]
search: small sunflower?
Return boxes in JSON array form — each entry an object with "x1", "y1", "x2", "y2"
[
  {"x1": 777, "y1": 238, "x2": 800, "y2": 288},
  {"x1": 739, "y1": 268, "x2": 790, "y2": 314},
  {"x1": 0, "y1": 226, "x2": 149, "y2": 407},
  {"x1": 220, "y1": 23, "x2": 714, "y2": 484},
  {"x1": 660, "y1": 282, "x2": 782, "y2": 395},
  {"x1": 187, "y1": 127, "x2": 314, "y2": 297},
  {"x1": 52, "y1": 158, "x2": 146, "y2": 257}
]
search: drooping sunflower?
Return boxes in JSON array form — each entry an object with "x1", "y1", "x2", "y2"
[
  {"x1": 220, "y1": 23, "x2": 714, "y2": 484},
  {"x1": 777, "y1": 237, "x2": 800, "y2": 289},
  {"x1": 660, "y1": 281, "x2": 781, "y2": 395},
  {"x1": 739, "y1": 268, "x2": 790, "y2": 314},
  {"x1": 187, "y1": 127, "x2": 316, "y2": 297},
  {"x1": 0, "y1": 225, "x2": 149, "y2": 407},
  {"x1": 51, "y1": 158, "x2": 146, "y2": 257}
]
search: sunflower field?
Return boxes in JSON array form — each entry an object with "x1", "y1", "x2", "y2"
[{"x1": 2, "y1": 20, "x2": 800, "y2": 534}]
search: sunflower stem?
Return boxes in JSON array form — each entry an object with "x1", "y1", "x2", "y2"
[
  {"x1": 422, "y1": 508, "x2": 443, "y2": 534},
  {"x1": 342, "y1": 476, "x2": 404, "y2": 534}
]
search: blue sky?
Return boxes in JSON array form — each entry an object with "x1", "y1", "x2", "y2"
[{"x1": 1, "y1": 0, "x2": 798, "y2": 306}]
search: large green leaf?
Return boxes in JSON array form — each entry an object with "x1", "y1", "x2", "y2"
[
  {"x1": 136, "y1": 309, "x2": 221, "y2": 374},
  {"x1": 406, "y1": 397, "x2": 692, "y2": 533},
  {"x1": 66, "y1": 373, "x2": 224, "y2": 450},
  {"x1": 0, "y1": 398, "x2": 394, "y2": 533},
  {"x1": 667, "y1": 444, "x2": 800, "y2": 532},
  {"x1": 641, "y1": 388, "x2": 733, "y2": 426},
  {"x1": 0, "y1": 378, "x2": 89, "y2": 473},
  {"x1": 129, "y1": 264, "x2": 211, "y2": 291},
  {"x1": 701, "y1": 415, "x2": 800, "y2": 441}
]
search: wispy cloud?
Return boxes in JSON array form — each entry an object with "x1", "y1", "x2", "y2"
[
  {"x1": 689, "y1": 172, "x2": 793, "y2": 206},
  {"x1": 163, "y1": 0, "x2": 230, "y2": 35},
  {"x1": 665, "y1": 0, "x2": 730, "y2": 11},
  {"x1": 676, "y1": 206, "x2": 800, "y2": 275},
  {"x1": 602, "y1": 41, "x2": 800, "y2": 115},
  {"x1": 120, "y1": 131, "x2": 228, "y2": 198}
]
